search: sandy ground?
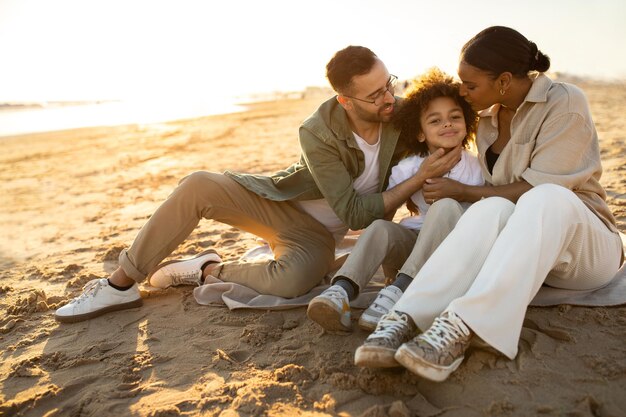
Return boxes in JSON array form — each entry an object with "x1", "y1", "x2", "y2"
[{"x1": 0, "y1": 83, "x2": 625, "y2": 417}]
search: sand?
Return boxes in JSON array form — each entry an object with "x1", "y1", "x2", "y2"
[{"x1": 1, "y1": 83, "x2": 625, "y2": 417}]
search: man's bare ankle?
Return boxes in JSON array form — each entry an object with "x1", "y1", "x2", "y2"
[
  {"x1": 109, "y1": 268, "x2": 136, "y2": 287},
  {"x1": 202, "y1": 262, "x2": 218, "y2": 279}
]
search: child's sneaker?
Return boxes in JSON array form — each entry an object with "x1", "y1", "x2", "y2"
[
  {"x1": 358, "y1": 285, "x2": 403, "y2": 331},
  {"x1": 306, "y1": 285, "x2": 352, "y2": 332}
]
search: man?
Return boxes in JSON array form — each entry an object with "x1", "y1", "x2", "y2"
[{"x1": 55, "y1": 46, "x2": 461, "y2": 323}]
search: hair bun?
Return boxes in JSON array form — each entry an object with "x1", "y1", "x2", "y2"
[{"x1": 529, "y1": 41, "x2": 539, "y2": 63}]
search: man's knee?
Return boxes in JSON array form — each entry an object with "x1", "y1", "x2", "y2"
[
  {"x1": 172, "y1": 171, "x2": 233, "y2": 205},
  {"x1": 178, "y1": 171, "x2": 219, "y2": 191}
]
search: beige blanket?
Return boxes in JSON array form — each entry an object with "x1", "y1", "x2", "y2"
[{"x1": 193, "y1": 233, "x2": 626, "y2": 310}]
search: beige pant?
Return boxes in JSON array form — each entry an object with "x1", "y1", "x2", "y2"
[
  {"x1": 332, "y1": 198, "x2": 465, "y2": 295},
  {"x1": 118, "y1": 171, "x2": 335, "y2": 298},
  {"x1": 393, "y1": 184, "x2": 623, "y2": 359}
]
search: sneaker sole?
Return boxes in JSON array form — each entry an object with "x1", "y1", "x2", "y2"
[
  {"x1": 147, "y1": 249, "x2": 221, "y2": 286},
  {"x1": 55, "y1": 298, "x2": 143, "y2": 323},
  {"x1": 306, "y1": 298, "x2": 351, "y2": 332},
  {"x1": 354, "y1": 345, "x2": 400, "y2": 368},
  {"x1": 394, "y1": 344, "x2": 464, "y2": 382},
  {"x1": 357, "y1": 314, "x2": 378, "y2": 332}
]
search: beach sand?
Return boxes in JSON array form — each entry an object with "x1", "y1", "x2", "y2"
[{"x1": 1, "y1": 83, "x2": 625, "y2": 417}]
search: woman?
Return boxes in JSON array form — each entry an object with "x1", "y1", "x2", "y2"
[{"x1": 354, "y1": 26, "x2": 624, "y2": 382}]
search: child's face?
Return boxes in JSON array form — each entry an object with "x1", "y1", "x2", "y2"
[{"x1": 418, "y1": 96, "x2": 467, "y2": 154}]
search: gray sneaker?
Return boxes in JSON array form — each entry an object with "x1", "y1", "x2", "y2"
[
  {"x1": 354, "y1": 310, "x2": 417, "y2": 368},
  {"x1": 358, "y1": 285, "x2": 403, "y2": 331},
  {"x1": 395, "y1": 310, "x2": 472, "y2": 382}
]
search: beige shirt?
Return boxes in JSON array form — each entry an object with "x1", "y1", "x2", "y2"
[{"x1": 476, "y1": 73, "x2": 618, "y2": 234}]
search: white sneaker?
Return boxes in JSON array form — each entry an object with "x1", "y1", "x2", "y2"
[
  {"x1": 148, "y1": 249, "x2": 221, "y2": 289},
  {"x1": 55, "y1": 279, "x2": 142, "y2": 323},
  {"x1": 358, "y1": 286, "x2": 403, "y2": 331},
  {"x1": 306, "y1": 285, "x2": 352, "y2": 332}
]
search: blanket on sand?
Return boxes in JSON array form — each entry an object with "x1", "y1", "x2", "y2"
[{"x1": 190, "y1": 233, "x2": 626, "y2": 311}]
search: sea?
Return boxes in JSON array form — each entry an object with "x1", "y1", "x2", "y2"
[{"x1": 0, "y1": 98, "x2": 247, "y2": 138}]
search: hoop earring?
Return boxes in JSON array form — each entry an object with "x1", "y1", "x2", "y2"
[{"x1": 499, "y1": 88, "x2": 505, "y2": 96}]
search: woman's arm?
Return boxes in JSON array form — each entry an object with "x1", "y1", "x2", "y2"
[{"x1": 422, "y1": 177, "x2": 533, "y2": 203}]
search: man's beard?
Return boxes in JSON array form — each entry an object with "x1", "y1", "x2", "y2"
[{"x1": 353, "y1": 102, "x2": 394, "y2": 123}]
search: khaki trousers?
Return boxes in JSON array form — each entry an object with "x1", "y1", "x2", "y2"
[
  {"x1": 118, "y1": 171, "x2": 335, "y2": 298},
  {"x1": 332, "y1": 198, "x2": 465, "y2": 296},
  {"x1": 393, "y1": 184, "x2": 623, "y2": 359}
]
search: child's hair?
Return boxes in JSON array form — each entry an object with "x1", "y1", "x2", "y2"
[
  {"x1": 393, "y1": 68, "x2": 478, "y2": 214},
  {"x1": 394, "y1": 67, "x2": 477, "y2": 157}
]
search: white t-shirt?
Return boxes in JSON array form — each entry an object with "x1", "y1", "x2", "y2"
[
  {"x1": 388, "y1": 149, "x2": 484, "y2": 230},
  {"x1": 296, "y1": 126, "x2": 381, "y2": 241}
]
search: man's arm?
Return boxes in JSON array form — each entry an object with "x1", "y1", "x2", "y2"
[{"x1": 299, "y1": 128, "x2": 384, "y2": 230}]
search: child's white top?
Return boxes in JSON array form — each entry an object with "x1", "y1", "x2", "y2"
[{"x1": 387, "y1": 149, "x2": 484, "y2": 230}]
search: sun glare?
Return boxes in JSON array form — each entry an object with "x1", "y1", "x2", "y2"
[{"x1": 1, "y1": 0, "x2": 624, "y2": 135}]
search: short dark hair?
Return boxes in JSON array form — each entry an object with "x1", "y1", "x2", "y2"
[
  {"x1": 394, "y1": 67, "x2": 477, "y2": 157},
  {"x1": 326, "y1": 46, "x2": 378, "y2": 93},
  {"x1": 461, "y1": 26, "x2": 551, "y2": 78}
]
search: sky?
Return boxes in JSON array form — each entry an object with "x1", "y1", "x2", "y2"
[{"x1": 1, "y1": 0, "x2": 625, "y2": 102}]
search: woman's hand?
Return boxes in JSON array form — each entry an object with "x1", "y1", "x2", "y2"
[
  {"x1": 416, "y1": 145, "x2": 462, "y2": 180},
  {"x1": 422, "y1": 177, "x2": 466, "y2": 203}
]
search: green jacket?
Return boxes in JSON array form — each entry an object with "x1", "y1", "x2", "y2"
[{"x1": 225, "y1": 96, "x2": 407, "y2": 230}]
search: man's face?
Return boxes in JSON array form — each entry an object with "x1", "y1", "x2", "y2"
[{"x1": 344, "y1": 59, "x2": 396, "y2": 123}]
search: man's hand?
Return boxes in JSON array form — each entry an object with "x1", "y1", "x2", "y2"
[
  {"x1": 382, "y1": 145, "x2": 463, "y2": 215},
  {"x1": 417, "y1": 145, "x2": 462, "y2": 181}
]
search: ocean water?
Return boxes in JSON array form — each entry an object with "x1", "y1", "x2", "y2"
[{"x1": 0, "y1": 98, "x2": 246, "y2": 138}]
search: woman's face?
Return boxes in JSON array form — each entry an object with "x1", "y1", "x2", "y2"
[{"x1": 457, "y1": 61, "x2": 500, "y2": 111}]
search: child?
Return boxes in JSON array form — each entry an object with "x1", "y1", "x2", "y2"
[{"x1": 307, "y1": 68, "x2": 484, "y2": 332}]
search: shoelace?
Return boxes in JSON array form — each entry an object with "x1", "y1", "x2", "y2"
[
  {"x1": 369, "y1": 310, "x2": 409, "y2": 342},
  {"x1": 71, "y1": 279, "x2": 104, "y2": 305},
  {"x1": 421, "y1": 312, "x2": 470, "y2": 350}
]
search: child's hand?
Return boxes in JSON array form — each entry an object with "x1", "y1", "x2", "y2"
[
  {"x1": 418, "y1": 145, "x2": 462, "y2": 180},
  {"x1": 423, "y1": 178, "x2": 465, "y2": 203}
]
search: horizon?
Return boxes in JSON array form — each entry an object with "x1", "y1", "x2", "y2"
[{"x1": 1, "y1": 0, "x2": 625, "y2": 103}]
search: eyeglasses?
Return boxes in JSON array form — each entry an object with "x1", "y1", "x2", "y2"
[{"x1": 343, "y1": 74, "x2": 398, "y2": 106}]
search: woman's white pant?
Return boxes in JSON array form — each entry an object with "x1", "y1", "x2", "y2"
[{"x1": 393, "y1": 184, "x2": 623, "y2": 359}]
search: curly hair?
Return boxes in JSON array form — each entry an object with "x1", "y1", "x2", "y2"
[
  {"x1": 394, "y1": 67, "x2": 477, "y2": 157},
  {"x1": 393, "y1": 68, "x2": 478, "y2": 214}
]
